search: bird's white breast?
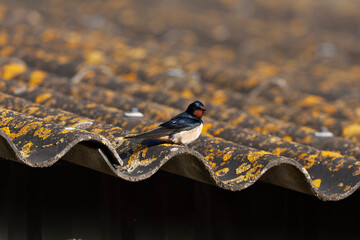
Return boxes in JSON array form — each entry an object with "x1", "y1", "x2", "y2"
[{"x1": 171, "y1": 123, "x2": 203, "y2": 145}]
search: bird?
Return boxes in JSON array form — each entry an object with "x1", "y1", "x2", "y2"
[{"x1": 126, "y1": 101, "x2": 206, "y2": 145}]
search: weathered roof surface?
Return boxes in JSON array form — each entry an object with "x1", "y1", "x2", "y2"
[{"x1": 1, "y1": 0, "x2": 360, "y2": 201}]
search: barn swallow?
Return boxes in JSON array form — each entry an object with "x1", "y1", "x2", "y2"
[{"x1": 126, "y1": 101, "x2": 206, "y2": 145}]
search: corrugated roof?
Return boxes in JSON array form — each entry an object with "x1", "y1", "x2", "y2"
[{"x1": 1, "y1": 0, "x2": 360, "y2": 200}]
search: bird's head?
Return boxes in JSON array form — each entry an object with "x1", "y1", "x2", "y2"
[{"x1": 186, "y1": 101, "x2": 206, "y2": 118}]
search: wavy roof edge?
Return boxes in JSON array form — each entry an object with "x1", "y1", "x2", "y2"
[{"x1": 1, "y1": 127, "x2": 359, "y2": 201}]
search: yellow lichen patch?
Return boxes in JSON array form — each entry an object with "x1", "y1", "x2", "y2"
[
  {"x1": 321, "y1": 151, "x2": 342, "y2": 158},
  {"x1": 16, "y1": 122, "x2": 42, "y2": 137},
  {"x1": 282, "y1": 135, "x2": 293, "y2": 142},
  {"x1": 247, "y1": 150, "x2": 268, "y2": 163},
  {"x1": 140, "y1": 146, "x2": 148, "y2": 158},
  {"x1": 0, "y1": 45, "x2": 14, "y2": 56},
  {"x1": 42, "y1": 143, "x2": 53, "y2": 148},
  {"x1": 35, "y1": 93, "x2": 52, "y2": 103},
  {"x1": 248, "y1": 105, "x2": 265, "y2": 115},
  {"x1": 142, "y1": 124, "x2": 158, "y2": 132},
  {"x1": 328, "y1": 166, "x2": 340, "y2": 172},
  {"x1": 24, "y1": 107, "x2": 40, "y2": 115},
  {"x1": 352, "y1": 167, "x2": 360, "y2": 176},
  {"x1": 57, "y1": 55, "x2": 71, "y2": 64},
  {"x1": 211, "y1": 90, "x2": 227, "y2": 105},
  {"x1": 274, "y1": 96, "x2": 283, "y2": 104},
  {"x1": 271, "y1": 148, "x2": 287, "y2": 156},
  {"x1": 303, "y1": 154, "x2": 317, "y2": 169},
  {"x1": 213, "y1": 127, "x2": 224, "y2": 135},
  {"x1": 0, "y1": 116, "x2": 13, "y2": 127},
  {"x1": 344, "y1": 185, "x2": 351, "y2": 192},
  {"x1": 0, "y1": 32, "x2": 8, "y2": 45},
  {"x1": 29, "y1": 70, "x2": 47, "y2": 85},
  {"x1": 298, "y1": 95, "x2": 324, "y2": 107},
  {"x1": 130, "y1": 47, "x2": 147, "y2": 60},
  {"x1": 256, "y1": 64, "x2": 278, "y2": 77},
  {"x1": 201, "y1": 123, "x2": 212, "y2": 134},
  {"x1": 1, "y1": 127, "x2": 12, "y2": 139},
  {"x1": 236, "y1": 163, "x2": 251, "y2": 174},
  {"x1": 121, "y1": 72, "x2": 137, "y2": 82},
  {"x1": 323, "y1": 117, "x2": 336, "y2": 126},
  {"x1": 334, "y1": 159, "x2": 345, "y2": 169},
  {"x1": 230, "y1": 113, "x2": 247, "y2": 126},
  {"x1": 338, "y1": 182, "x2": 344, "y2": 187},
  {"x1": 223, "y1": 151, "x2": 233, "y2": 161},
  {"x1": 85, "y1": 50, "x2": 105, "y2": 64},
  {"x1": 127, "y1": 145, "x2": 151, "y2": 168},
  {"x1": 61, "y1": 128, "x2": 77, "y2": 134},
  {"x1": 33, "y1": 127, "x2": 51, "y2": 140},
  {"x1": 302, "y1": 135, "x2": 314, "y2": 144},
  {"x1": 110, "y1": 137, "x2": 125, "y2": 148},
  {"x1": 181, "y1": 90, "x2": 194, "y2": 98},
  {"x1": 2, "y1": 63, "x2": 26, "y2": 79},
  {"x1": 343, "y1": 124, "x2": 360, "y2": 140},
  {"x1": 322, "y1": 105, "x2": 337, "y2": 115},
  {"x1": 160, "y1": 143, "x2": 176, "y2": 147},
  {"x1": 312, "y1": 179, "x2": 321, "y2": 188},
  {"x1": 20, "y1": 142, "x2": 33, "y2": 158},
  {"x1": 41, "y1": 29, "x2": 57, "y2": 42},
  {"x1": 224, "y1": 162, "x2": 264, "y2": 184},
  {"x1": 215, "y1": 168, "x2": 229, "y2": 177},
  {"x1": 205, "y1": 150, "x2": 215, "y2": 162},
  {"x1": 243, "y1": 76, "x2": 259, "y2": 89},
  {"x1": 209, "y1": 161, "x2": 217, "y2": 169},
  {"x1": 86, "y1": 103, "x2": 97, "y2": 108}
]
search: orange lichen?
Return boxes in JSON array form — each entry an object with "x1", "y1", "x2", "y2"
[
  {"x1": 235, "y1": 163, "x2": 251, "y2": 174},
  {"x1": 282, "y1": 135, "x2": 293, "y2": 142},
  {"x1": 2, "y1": 63, "x2": 26, "y2": 79},
  {"x1": 222, "y1": 151, "x2": 233, "y2": 161},
  {"x1": 41, "y1": 29, "x2": 58, "y2": 42},
  {"x1": 201, "y1": 123, "x2": 212, "y2": 135},
  {"x1": 215, "y1": 168, "x2": 229, "y2": 177},
  {"x1": 85, "y1": 50, "x2": 105, "y2": 64},
  {"x1": 298, "y1": 95, "x2": 324, "y2": 107},
  {"x1": 35, "y1": 93, "x2": 52, "y2": 103},
  {"x1": 303, "y1": 154, "x2": 317, "y2": 169},
  {"x1": 246, "y1": 150, "x2": 268, "y2": 163},
  {"x1": 248, "y1": 105, "x2": 265, "y2": 115},
  {"x1": 0, "y1": 32, "x2": 8, "y2": 45},
  {"x1": 33, "y1": 127, "x2": 52, "y2": 140},
  {"x1": 352, "y1": 168, "x2": 360, "y2": 176},
  {"x1": 343, "y1": 124, "x2": 360, "y2": 140},
  {"x1": 29, "y1": 70, "x2": 47, "y2": 85},
  {"x1": 20, "y1": 142, "x2": 33, "y2": 158},
  {"x1": 312, "y1": 179, "x2": 321, "y2": 188},
  {"x1": 121, "y1": 72, "x2": 137, "y2": 82},
  {"x1": 181, "y1": 90, "x2": 194, "y2": 98},
  {"x1": 271, "y1": 148, "x2": 287, "y2": 156},
  {"x1": 213, "y1": 127, "x2": 224, "y2": 135},
  {"x1": 321, "y1": 151, "x2": 342, "y2": 158}
]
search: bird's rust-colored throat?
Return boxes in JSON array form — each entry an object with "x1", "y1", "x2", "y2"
[{"x1": 194, "y1": 106, "x2": 206, "y2": 118}]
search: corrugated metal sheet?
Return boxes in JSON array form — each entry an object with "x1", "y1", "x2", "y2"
[{"x1": 1, "y1": 0, "x2": 360, "y2": 201}]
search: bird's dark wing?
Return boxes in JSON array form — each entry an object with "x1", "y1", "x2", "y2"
[
  {"x1": 126, "y1": 126, "x2": 179, "y2": 139},
  {"x1": 159, "y1": 112, "x2": 202, "y2": 131},
  {"x1": 126, "y1": 113, "x2": 201, "y2": 139}
]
